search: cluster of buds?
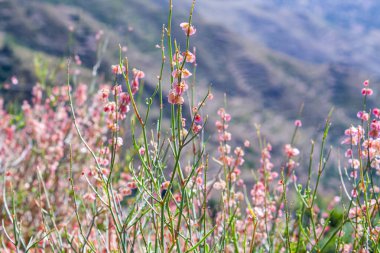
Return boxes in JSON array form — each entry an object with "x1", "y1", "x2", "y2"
[
  {"x1": 247, "y1": 144, "x2": 279, "y2": 246},
  {"x1": 167, "y1": 23, "x2": 196, "y2": 105},
  {"x1": 212, "y1": 108, "x2": 248, "y2": 219},
  {"x1": 347, "y1": 199, "x2": 379, "y2": 242},
  {"x1": 361, "y1": 80, "x2": 373, "y2": 96},
  {"x1": 100, "y1": 67, "x2": 145, "y2": 131},
  {"x1": 131, "y1": 68, "x2": 145, "y2": 94},
  {"x1": 168, "y1": 80, "x2": 189, "y2": 105},
  {"x1": 283, "y1": 144, "x2": 300, "y2": 173},
  {"x1": 215, "y1": 108, "x2": 233, "y2": 166},
  {"x1": 180, "y1": 22, "x2": 196, "y2": 36},
  {"x1": 342, "y1": 80, "x2": 380, "y2": 174},
  {"x1": 111, "y1": 64, "x2": 125, "y2": 75},
  {"x1": 341, "y1": 125, "x2": 365, "y2": 146},
  {"x1": 341, "y1": 80, "x2": 380, "y2": 215},
  {"x1": 172, "y1": 50, "x2": 196, "y2": 66}
]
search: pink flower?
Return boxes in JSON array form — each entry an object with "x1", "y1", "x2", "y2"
[
  {"x1": 371, "y1": 120, "x2": 380, "y2": 131},
  {"x1": 192, "y1": 124, "x2": 202, "y2": 134},
  {"x1": 294, "y1": 119, "x2": 302, "y2": 127},
  {"x1": 99, "y1": 157, "x2": 110, "y2": 167},
  {"x1": 172, "y1": 69, "x2": 192, "y2": 79},
  {"x1": 284, "y1": 144, "x2": 300, "y2": 158},
  {"x1": 213, "y1": 180, "x2": 226, "y2": 190},
  {"x1": 363, "y1": 80, "x2": 369, "y2": 86},
  {"x1": 120, "y1": 187, "x2": 132, "y2": 196},
  {"x1": 111, "y1": 65, "x2": 125, "y2": 74},
  {"x1": 370, "y1": 121, "x2": 380, "y2": 138},
  {"x1": 218, "y1": 145, "x2": 231, "y2": 154},
  {"x1": 286, "y1": 159, "x2": 299, "y2": 171},
  {"x1": 104, "y1": 102, "x2": 116, "y2": 113},
  {"x1": 132, "y1": 68, "x2": 145, "y2": 79},
  {"x1": 100, "y1": 88, "x2": 110, "y2": 101},
  {"x1": 126, "y1": 181, "x2": 137, "y2": 189},
  {"x1": 218, "y1": 131, "x2": 231, "y2": 141},
  {"x1": 115, "y1": 137, "x2": 123, "y2": 147},
  {"x1": 139, "y1": 147, "x2": 145, "y2": 156},
  {"x1": 351, "y1": 188, "x2": 358, "y2": 198},
  {"x1": 174, "y1": 193, "x2": 182, "y2": 202},
  {"x1": 11, "y1": 76, "x2": 18, "y2": 85},
  {"x1": 223, "y1": 113, "x2": 231, "y2": 122},
  {"x1": 183, "y1": 51, "x2": 196, "y2": 63},
  {"x1": 229, "y1": 172, "x2": 237, "y2": 182},
  {"x1": 196, "y1": 176, "x2": 203, "y2": 186},
  {"x1": 237, "y1": 179, "x2": 244, "y2": 187},
  {"x1": 119, "y1": 104, "x2": 130, "y2": 115},
  {"x1": 361, "y1": 88, "x2": 373, "y2": 96},
  {"x1": 234, "y1": 147, "x2": 244, "y2": 157},
  {"x1": 131, "y1": 78, "x2": 140, "y2": 94},
  {"x1": 342, "y1": 125, "x2": 364, "y2": 145},
  {"x1": 344, "y1": 149, "x2": 352, "y2": 158},
  {"x1": 75, "y1": 83, "x2": 88, "y2": 106},
  {"x1": 113, "y1": 85, "x2": 122, "y2": 95},
  {"x1": 172, "y1": 53, "x2": 184, "y2": 65},
  {"x1": 244, "y1": 140, "x2": 250, "y2": 147},
  {"x1": 373, "y1": 108, "x2": 380, "y2": 118},
  {"x1": 168, "y1": 90, "x2": 184, "y2": 105},
  {"x1": 348, "y1": 159, "x2": 360, "y2": 169},
  {"x1": 174, "y1": 80, "x2": 188, "y2": 95},
  {"x1": 120, "y1": 93, "x2": 131, "y2": 105},
  {"x1": 194, "y1": 114, "x2": 202, "y2": 123},
  {"x1": 180, "y1": 22, "x2": 196, "y2": 36},
  {"x1": 100, "y1": 147, "x2": 110, "y2": 155},
  {"x1": 217, "y1": 108, "x2": 231, "y2": 122},
  {"x1": 357, "y1": 111, "x2": 369, "y2": 121},
  {"x1": 215, "y1": 120, "x2": 225, "y2": 131}
]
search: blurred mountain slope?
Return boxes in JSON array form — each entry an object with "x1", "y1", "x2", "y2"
[{"x1": 198, "y1": 0, "x2": 380, "y2": 71}]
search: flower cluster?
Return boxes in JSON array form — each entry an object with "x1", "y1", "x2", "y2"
[
  {"x1": 180, "y1": 22, "x2": 196, "y2": 36},
  {"x1": 1, "y1": 82, "x2": 112, "y2": 247},
  {"x1": 339, "y1": 80, "x2": 380, "y2": 250},
  {"x1": 191, "y1": 107, "x2": 203, "y2": 134},
  {"x1": 284, "y1": 143, "x2": 300, "y2": 172},
  {"x1": 168, "y1": 80, "x2": 188, "y2": 105},
  {"x1": 100, "y1": 68, "x2": 144, "y2": 131},
  {"x1": 342, "y1": 80, "x2": 380, "y2": 174},
  {"x1": 249, "y1": 143, "x2": 279, "y2": 245},
  {"x1": 167, "y1": 23, "x2": 196, "y2": 105}
]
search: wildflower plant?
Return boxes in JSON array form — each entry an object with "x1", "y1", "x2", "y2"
[{"x1": 1, "y1": 1, "x2": 380, "y2": 253}]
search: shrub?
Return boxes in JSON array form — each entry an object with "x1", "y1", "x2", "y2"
[{"x1": 1, "y1": 1, "x2": 380, "y2": 253}]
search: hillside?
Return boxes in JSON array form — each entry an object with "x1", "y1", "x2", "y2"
[{"x1": 198, "y1": 0, "x2": 380, "y2": 70}]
